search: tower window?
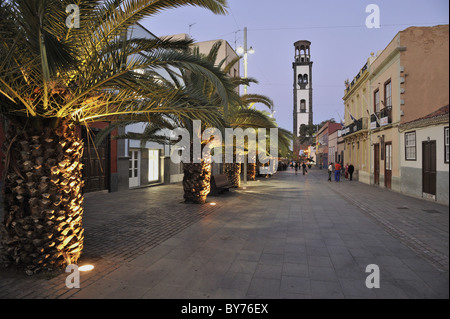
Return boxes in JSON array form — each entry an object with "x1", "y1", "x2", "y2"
[
  {"x1": 300, "y1": 99, "x2": 306, "y2": 113},
  {"x1": 298, "y1": 74, "x2": 308, "y2": 88}
]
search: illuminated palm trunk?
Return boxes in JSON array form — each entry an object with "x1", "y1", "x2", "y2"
[
  {"x1": 182, "y1": 139, "x2": 212, "y2": 204},
  {"x1": 1, "y1": 120, "x2": 85, "y2": 271},
  {"x1": 247, "y1": 163, "x2": 256, "y2": 181},
  {"x1": 183, "y1": 162, "x2": 211, "y2": 204},
  {"x1": 224, "y1": 162, "x2": 241, "y2": 188}
]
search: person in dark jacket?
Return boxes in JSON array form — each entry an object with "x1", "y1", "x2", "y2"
[{"x1": 348, "y1": 164, "x2": 355, "y2": 181}]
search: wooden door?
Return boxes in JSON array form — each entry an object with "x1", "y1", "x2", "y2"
[
  {"x1": 384, "y1": 142, "x2": 392, "y2": 189},
  {"x1": 82, "y1": 127, "x2": 110, "y2": 193},
  {"x1": 422, "y1": 141, "x2": 436, "y2": 196},
  {"x1": 374, "y1": 143, "x2": 380, "y2": 185}
]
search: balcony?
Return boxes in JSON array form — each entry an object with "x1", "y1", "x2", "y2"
[
  {"x1": 370, "y1": 107, "x2": 392, "y2": 128},
  {"x1": 341, "y1": 117, "x2": 368, "y2": 137},
  {"x1": 380, "y1": 106, "x2": 392, "y2": 125}
]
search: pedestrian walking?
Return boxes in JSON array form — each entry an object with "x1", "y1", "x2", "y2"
[
  {"x1": 302, "y1": 162, "x2": 307, "y2": 175},
  {"x1": 328, "y1": 162, "x2": 333, "y2": 181},
  {"x1": 348, "y1": 164, "x2": 355, "y2": 181},
  {"x1": 294, "y1": 162, "x2": 298, "y2": 175},
  {"x1": 334, "y1": 162, "x2": 341, "y2": 182}
]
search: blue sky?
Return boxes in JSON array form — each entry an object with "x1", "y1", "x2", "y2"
[{"x1": 141, "y1": 0, "x2": 449, "y2": 132}]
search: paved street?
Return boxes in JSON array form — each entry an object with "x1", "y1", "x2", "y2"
[{"x1": 0, "y1": 167, "x2": 448, "y2": 299}]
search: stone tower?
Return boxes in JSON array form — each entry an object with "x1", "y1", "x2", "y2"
[{"x1": 293, "y1": 40, "x2": 313, "y2": 158}]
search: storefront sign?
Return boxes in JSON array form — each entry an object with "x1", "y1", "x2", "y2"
[{"x1": 370, "y1": 121, "x2": 378, "y2": 129}]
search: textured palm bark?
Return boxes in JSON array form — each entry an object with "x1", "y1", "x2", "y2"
[
  {"x1": 247, "y1": 163, "x2": 256, "y2": 181},
  {"x1": 1, "y1": 120, "x2": 85, "y2": 271},
  {"x1": 182, "y1": 139, "x2": 214, "y2": 204},
  {"x1": 224, "y1": 162, "x2": 241, "y2": 188},
  {"x1": 182, "y1": 161, "x2": 212, "y2": 204}
]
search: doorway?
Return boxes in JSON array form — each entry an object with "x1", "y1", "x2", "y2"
[
  {"x1": 374, "y1": 143, "x2": 380, "y2": 185},
  {"x1": 385, "y1": 142, "x2": 392, "y2": 189},
  {"x1": 148, "y1": 149, "x2": 159, "y2": 183},
  {"x1": 129, "y1": 149, "x2": 140, "y2": 188},
  {"x1": 422, "y1": 140, "x2": 436, "y2": 196},
  {"x1": 81, "y1": 127, "x2": 110, "y2": 193}
]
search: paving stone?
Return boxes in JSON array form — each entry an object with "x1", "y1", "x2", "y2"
[
  {"x1": 310, "y1": 280, "x2": 344, "y2": 299},
  {"x1": 0, "y1": 168, "x2": 448, "y2": 299}
]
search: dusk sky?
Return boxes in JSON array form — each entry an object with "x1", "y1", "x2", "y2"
[{"x1": 141, "y1": 0, "x2": 449, "y2": 132}]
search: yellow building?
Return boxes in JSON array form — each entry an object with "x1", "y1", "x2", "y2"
[{"x1": 342, "y1": 55, "x2": 376, "y2": 184}]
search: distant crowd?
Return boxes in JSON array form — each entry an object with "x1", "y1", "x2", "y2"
[{"x1": 284, "y1": 160, "x2": 355, "y2": 182}]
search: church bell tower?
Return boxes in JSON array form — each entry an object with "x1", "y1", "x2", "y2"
[{"x1": 293, "y1": 40, "x2": 313, "y2": 158}]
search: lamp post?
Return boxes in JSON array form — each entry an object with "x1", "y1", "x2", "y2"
[
  {"x1": 237, "y1": 27, "x2": 254, "y2": 95},
  {"x1": 237, "y1": 27, "x2": 255, "y2": 184}
]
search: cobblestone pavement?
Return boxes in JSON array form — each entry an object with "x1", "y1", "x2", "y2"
[
  {"x1": 0, "y1": 168, "x2": 448, "y2": 299},
  {"x1": 329, "y1": 177, "x2": 449, "y2": 274}
]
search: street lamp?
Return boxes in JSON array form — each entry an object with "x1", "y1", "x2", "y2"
[{"x1": 237, "y1": 27, "x2": 254, "y2": 95}]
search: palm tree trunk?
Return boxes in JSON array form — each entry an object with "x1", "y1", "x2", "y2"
[
  {"x1": 224, "y1": 161, "x2": 241, "y2": 188},
  {"x1": 183, "y1": 162, "x2": 211, "y2": 204},
  {"x1": 247, "y1": 163, "x2": 256, "y2": 181},
  {"x1": 1, "y1": 119, "x2": 84, "y2": 271}
]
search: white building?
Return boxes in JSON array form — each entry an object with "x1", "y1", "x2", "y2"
[{"x1": 399, "y1": 105, "x2": 449, "y2": 205}]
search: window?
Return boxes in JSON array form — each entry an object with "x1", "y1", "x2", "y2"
[
  {"x1": 405, "y1": 131, "x2": 416, "y2": 161},
  {"x1": 300, "y1": 99, "x2": 306, "y2": 113},
  {"x1": 384, "y1": 80, "x2": 392, "y2": 107},
  {"x1": 445, "y1": 127, "x2": 449, "y2": 163},
  {"x1": 298, "y1": 74, "x2": 303, "y2": 86},
  {"x1": 374, "y1": 89, "x2": 380, "y2": 113},
  {"x1": 303, "y1": 74, "x2": 308, "y2": 84}
]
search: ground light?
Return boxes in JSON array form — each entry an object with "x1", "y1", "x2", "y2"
[
  {"x1": 78, "y1": 265, "x2": 95, "y2": 272},
  {"x1": 210, "y1": 202, "x2": 217, "y2": 206}
]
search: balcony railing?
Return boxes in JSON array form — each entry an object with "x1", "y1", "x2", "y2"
[
  {"x1": 341, "y1": 117, "x2": 368, "y2": 137},
  {"x1": 370, "y1": 107, "x2": 392, "y2": 128},
  {"x1": 380, "y1": 106, "x2": 392, "y2": 125}
]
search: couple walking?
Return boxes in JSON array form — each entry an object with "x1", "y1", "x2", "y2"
[
  {"x1": 294, "y1": 162, "x2": 308, "y2": 175},
  {"x1": 345, "y1": 163, "x2": 355, "y2": 181},
  {"x1": 328, "y1": 162, "x2": 341, "y2": 182}
]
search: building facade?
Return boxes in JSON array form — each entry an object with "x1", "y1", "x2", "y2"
[
  {"x1": 342, "y1": 55, "x2": 376, "y2": 184},
  {"x1": 399, "y1": 105, "x2": 449, "y2": 205},
  {"x1": 342, "y1": 24, "x2": 449, "y2": 204},
  {"x1": 316, "y1": 121, "x2": 342, "y2": 168}
]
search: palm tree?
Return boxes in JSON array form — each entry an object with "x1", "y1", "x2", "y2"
[
  {"x1": 0, "y1": 0, "x2": 230, "y2": 271},
  {"x1": 182, "y1": 41, "x2": 285, "y2": 188}
]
